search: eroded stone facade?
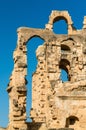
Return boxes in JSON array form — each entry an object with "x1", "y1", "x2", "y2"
[{"x1": 7, "y1": 10, "x2": 86, "y2": 130}]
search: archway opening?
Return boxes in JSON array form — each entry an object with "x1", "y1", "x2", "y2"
[
  {"x1": 59, "y1": 59, "x2": 70, "y2": 82},
  {"x1": 27, "y1": 36, "x2": 44, "y2": 122},
  {"x1": 66, "y1": 116, "x2": 79, "y2": 128},
  {"x1": 61, "y1": 44, "x2": 70, "y2": 52},
  {"x1": 60, "y1": 69, "x2": 68, "y2": 82},
  {"x1": 53, "y1": 18, "x2": 68, "y2": 34},
  {"x1": 61, "y1": 44, "x2": 71, "y2": 59}
]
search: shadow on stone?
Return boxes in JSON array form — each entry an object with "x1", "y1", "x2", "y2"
[{"x1": 49, "y1": 128, "x2": 74, "y2": 130}]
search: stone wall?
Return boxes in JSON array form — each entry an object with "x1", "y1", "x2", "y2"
[{"x1": 7, "y1": 10, "x2": 86, "y2": 130}]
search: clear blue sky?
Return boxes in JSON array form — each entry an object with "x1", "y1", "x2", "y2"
[{"x1": 0, "y1": 0, "x2": 86, "y2": 127}]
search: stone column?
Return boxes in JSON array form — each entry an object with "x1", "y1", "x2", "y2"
[
  {"x1": 7, "y1": 31, "x2": 28, "y2": 130},
  {"x1": 30, "y1": 44, "x2": 47, "y2": 123}
]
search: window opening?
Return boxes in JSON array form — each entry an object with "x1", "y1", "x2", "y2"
[
  {"x1": 53, "y1": 19, "x2": 67, "y2": 34},
  {"x1": 66, "y1": 116, "x2": 79, "y2": 128},
  {"x1": 61, "y1": 44, "x2": 70, "y2": 51},
  {"x1": 60, "y1": 69, "x2": 68, "y2": 82},
  {"x1": 70, "y1": 118, "x2": 76, "y2": 125},
  {"x1": 59, "y1": 59, "x2": 70, "y2": 82}
]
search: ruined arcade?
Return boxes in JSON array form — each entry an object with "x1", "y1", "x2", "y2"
[{"x1": 6, "y1": 10, "x2": 86, "y2": 130}]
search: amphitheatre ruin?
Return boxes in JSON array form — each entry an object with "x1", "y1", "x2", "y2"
[{"x1": 1, "y1": 10, "x2": 86, "y2": 130}]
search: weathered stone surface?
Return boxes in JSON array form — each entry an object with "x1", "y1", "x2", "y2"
[
  {"x1": 0, "y1": 128, "x2": 6, "y2": 130},
  {"x1": 6, "y1": 10, "x2": 86, "y2": 130}
]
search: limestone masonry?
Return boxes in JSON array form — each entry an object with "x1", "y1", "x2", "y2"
[{"x1": 4, "y1": 10, "x2": 86, "y2": 130}]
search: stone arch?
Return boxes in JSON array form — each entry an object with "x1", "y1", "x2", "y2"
[
  {"x1": 27, "y1": 35, "x2": 45, "y2": 73},
  {"x1": 50, "y1": 11, "x2": 73, "y2": 25},
  {"x1": 59, "y1": 59, "x2": 70, "y2": 81},
  {"x1": 17, "y1": 27, "x2": 56, "y2": 45},
  {"x1": 65, "y1": 116, "x2": 79, "y2": 128},
  {"x1": 27, "y1": 35, "x2": 45, "y2": 43},
  {"x1": 61, "y1": 37, "x2": 76, "y2": 45},
  {"x1": 46, "y1": 11, "x2": 74, "y2": 34},
  {"x1": 53, "y1": 17, "x2": 68, "y2": 34},
  {"x1": 26, "y1": 36, "x2": 45, "y2": 119},
  {"x1": 59, "y1": 59, "x2": 70, "y2": 72},
  {"x1": 7, "y1": 28, "x2": 46, "y2": 129},
  {"x1": 61, "y1": 44, "x2": 71, "y2": 64},
  {"x1": 60, "y1": 38, "x2": 76, "y2": 52}
]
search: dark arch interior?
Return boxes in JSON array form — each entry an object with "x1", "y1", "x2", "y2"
[
  {"x1": 61, "y1": 44, "x2": 70, "y2": 51},
  {"x1": 53, "y1": 16, "x2": 68, "y2": 23},
  {"x1": 59, "y1": 59, "x2": 70, "y2": 72},
  {"x1": 66, "y1": 116, "x2": 79, "y2": 127}
]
